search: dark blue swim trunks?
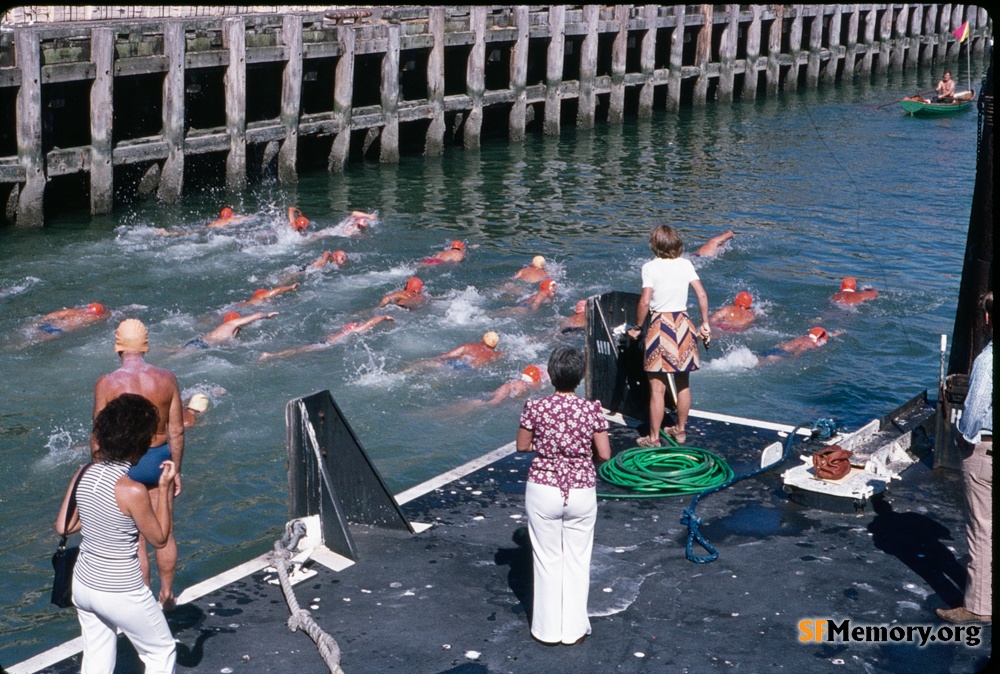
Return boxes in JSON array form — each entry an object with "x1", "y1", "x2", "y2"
[
  {"x1": 128, "y1": 444, "x2": 171, "y2": 485},
  {"x1": 185, "y1": 337, "x2": 209, "y2": 349},
  {"x1": 38, "y1": 323, "x2": 64, "y2": 335}
]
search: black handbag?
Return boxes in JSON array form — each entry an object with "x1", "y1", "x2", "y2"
[{"x1": 51, "y1": 464, "x2": 91, "y2": 608}]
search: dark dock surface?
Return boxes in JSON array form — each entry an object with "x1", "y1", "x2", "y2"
[{"x1": 16, "y1": 413, "x2": 991, "y2": 674}]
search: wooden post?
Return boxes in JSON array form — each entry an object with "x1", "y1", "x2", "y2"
[
  {"x1": 766, "y1": 5, "x2": 782, "y2": 96},
  {"x1": 329, "y1": 25, "x2": 355, "y2": 172},
  {"x1": 667, "y1": 5, "x2": 685, "y2": 112},
  {"x1": 806, "y1": 5, "x2": 823, "y2": 88},
  {"x1": 425, "y1": 6, "x2": 445, "y2": 155},
  {"x1": 380, "y1": 23, "x2": 400, "y2": 162},
  {"x1": 859, "y1": 6, "x2": 876, "y2": 75},
  {"x1": 973, "y1": 7, "x2": 988, "y2": 55},
  {"x1": 463, "y1": 6, "x2": 486, "y2": 150},
  {"x1": 577, "y1": 4, "x2": 599, "y2": 129},
  {"x1": 845, "y1": 5, "x2": 859, "y2": 74},
  {"x1": 742, "y1": 5, "x2": 762, "y2": 100},
  {"x1": 692, "y1": 4, "x2": 712, "y2": 105},
  {"x1": 15, "y1": 29, "x2": 44, "y2": 227},
  {"x1": 89, "y1": 27, "x2": 114, "y2": 214},
  {"x1": 922, "y1": 4, "x2": 937, "y2": 64},
  {"x1": 907, "y1": 5, "x2": 922, "y2": 68},
  {"x1": 223, "y1": 17, "x2": 246, "y2": 192},
  {"x1": 608, "y1": 5, "x2": 628, "y2": 124},
  {"x1": 158, "y1": 21, "x2": 185, "y2": 203},
  {"x1": 891, "y1": 4, "x2": 907, "y2": 70},
  {"x1": 823, "y1": 5, "x2": 841, "y2": 86},
  {"x1": 717, "y1": 4, "x2": 738, "y2": 103},
  {"x1": 637, "y1": 4, "x2": 658, "y2": 119},
  {"x1": 543, "y1": 5, "x2": 565, "y2": 136},
  {"x1": 278, "y1": 14, "x2": 302, "y2": 183},
  {"x1": 875, "y1": 4, "x2": 891, "y2": 74},
  {"x1": 946, "y1": 4, "x2": 961, "y2": 59},
  {"x1": 509, "y1": 5, "x2": 529, "y2": 142},
  {"x1": 785, "y1": 6, "x2": 801, "y2": 93}
]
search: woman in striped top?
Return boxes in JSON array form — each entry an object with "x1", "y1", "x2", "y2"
[{"x1": 55, "y1": 393, "x2": 178, "y2": 674}]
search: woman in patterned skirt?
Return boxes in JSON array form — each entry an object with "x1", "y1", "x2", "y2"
[
  {"x1": 627, "y1": 225, "x2": 711, "y2": 446},
  {"x1": 516, "y1": 346, "x2": 611, "y2": 645}
]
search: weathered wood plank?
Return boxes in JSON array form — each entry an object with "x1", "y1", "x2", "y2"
[
  {"x1": 576, "y1": 4, "x2": 598, "y2": 129},
  {"x1": 424, "y1": 6, "x2": 445, "y2": 156},
  {"x1": 806, "y1": 4, "x2": 823, "y2": 86},
  {"x1": 742, "y1": 5, "x2": 762, "y2": 99},
  {"x1": 766, "y1": 5, "x2": 782, "y2": 95},
  {"x1": 667, "y1": 4, "x2": 684, "y2": 111},
  {"x1": 158, "y1": 21, "x2": 185, "y2": 203},
  {"x1": 608, "y1": 5, "x2": 628, "y2": 123},
  {"x1": 717, "y1": 3, "x2": 738, "y2": 103},
  {"x1": 278, "y1": 14, "x2": 302, "y2": 183},
  {"x1": 223, "y1": 17, "x2": 246, "y2": 192},
  {"x1": 15, "y1": 29, "x2": 45, "y2": 226},
  {"x1": 543, "y1": 5, "x2": 564, "y2": 136},
  {"x1": 692, "y1": 4, "x2": 711, "y2": 105},
  {"x1": 463, "y1": 6, "x2": 486, "y2": 150},
  {"x1": 637, "y1": 4, "x2": 657, "y2": 119},
  {"x1": 89, "y1": 27, "x2": 114, "y2": 214},
  {"x1": 380, "y1": 23, "x2": 400, "y2": 162},
  {"x1": 329, "y1": 25, "x2": 354, "y2": 172}
]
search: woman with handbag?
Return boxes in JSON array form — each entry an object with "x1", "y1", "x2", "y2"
[{"x1": 55, "y1": 393, "x2": 177, "y2": 674}]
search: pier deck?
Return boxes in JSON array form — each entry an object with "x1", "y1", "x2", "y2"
[{"x1": 11, "y1": 409, "x2": 991, "y2": 674}]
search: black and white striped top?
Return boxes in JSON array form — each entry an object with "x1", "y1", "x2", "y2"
[{"x1": 73, "y1": 460, "x2": 144, "y2": 592}]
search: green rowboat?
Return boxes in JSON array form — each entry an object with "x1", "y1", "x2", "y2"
[{"x1": 900, "y1": 91, "x2": 975, "y2": 117}]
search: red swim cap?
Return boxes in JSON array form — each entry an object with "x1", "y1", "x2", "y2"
[
  {"x1": 451, "y1": 240, "x2": 465, "y2": 251},
  {"x1": 292, "y1": 216, "x2": 310, "y2": 232},
  {"x1": 734, "y1": 291, "x2": 753, "y2": 309},
  {"x1": 841, "y1": 277, "x2": 857, "y2": 292},
  {"x1": 86, "y1": 302, "x2": 105, "y2": 316},
  {"x1": 540, "y1": 278, "x2": 557, "y2": 293},
  {"x1": 405, "y1": 277, "x2": 423, "y2": 293},
  {"x1": 224, "y1": 311, "x2": 241, "y2": 323},
  {"x1": 252, "y1": 289, "x2": 268, "y2": 299},
  {"x1": 521, "y1": 365, "x2": 542, "y2": 384},
  {"x1": 220, "y1": 207, "x2": 234, "y2": 219},
  {"x1": 809, "y1": 327, "x2": 828, "y2": 343}
]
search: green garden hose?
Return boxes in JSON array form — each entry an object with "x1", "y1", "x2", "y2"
[{"x1": 597, "y1": 432, "x2": 734, "y2": 499}]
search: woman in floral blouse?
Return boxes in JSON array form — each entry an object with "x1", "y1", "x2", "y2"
[{"x1": 516, "y1": 346, "x2": 611, "y2": 645}]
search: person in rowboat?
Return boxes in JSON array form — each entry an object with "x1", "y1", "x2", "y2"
[{"x1": 935, "y1": 71, "x2": 956, "y2": 102}]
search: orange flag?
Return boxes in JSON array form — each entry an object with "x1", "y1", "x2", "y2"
[{"x1": 952, "y1": 21, "x2": 970, "y2": 43}]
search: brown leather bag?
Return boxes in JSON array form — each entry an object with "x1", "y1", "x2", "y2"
[{"x1": 812, "y1": 445, "x2": 853, "y2": 480}]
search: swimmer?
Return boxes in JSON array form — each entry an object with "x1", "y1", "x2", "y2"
[
  {"x1": 242, "y1": 284, "x2": 298, "y2": 306},
  {"x1": 693, "y1": 230, "x2": 735, "y2": 258},
  {"x1": 31, "y1": 302, "x2": 109, "y2": 339},
  {"x1": 408, "y1": 331, "x2": 503, "y2": 372},
  {"x1": 757, "y1": 326, "x2": 842, "y2": 364},
  {"x1": 421, "y1": 240, "x2": 466, "y2": 265},
  {"x1": 377, "y1": 277, "x2": 428, "y2": 310},
  {"x1": 559, "y1": 300, "x2": 588, "y2": 334},
  {"x1": 710, "y1": 291, "x2": 755, "y2": 331},
  {"x1": 288, "y1": 207, "x2": 310, "y2": 233},
  {"x1": 831, "y1": 277, "x2": 878, "y2": 307},
  {"x1": 259, "y1": 315, "x2": 394, "y2": 361},
  {"x1": 453, "y1": 365, "x2": 545, "y2": 413},
  {"x1": 513, "y1": 256, "x2": 549, "y2": 284},
  {"x1": 186, "y1": 311, "x2": 278, "y2": 348},
  {"x1": 336, "y1": 210, "x2": 376, "y2": 237},
  {"x1": 207, "y1": 206, "x2": 251, "y2": 228},
  {"x1": 182, "y1": 393, "x2": 211, "y2": 427},
  {"x1": 524, "y1": 278, "x2": 558, "y2": 311},
  {"x1": 311, "y1": 250, "x2": 348, "y2": 269}
]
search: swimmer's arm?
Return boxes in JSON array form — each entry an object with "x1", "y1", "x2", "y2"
[
  {"x1": 288, "y1": 207, "x2": 302, "y2": 223},
  {"x1": 359, "y1": 315, "x2": 395, "y2": 330},
  {"x1": 260, "y1": 343, "x2": 327, "y2": 360},
  {"x1": 436, "y1": 345, "x2": 467, "y2": 360},
  {"x1": 234, "y1": 312, "x2": 279, "y2": 328}
]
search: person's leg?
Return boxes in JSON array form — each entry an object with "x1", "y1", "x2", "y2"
[
  {"x1": 105, "y1": 586, "x2": 177, "y2": 674},
  {"x1": 673, "y1": 371, "x2": 691, "y2": 435},
  {"x1": 646, "y1": 373, "x2": 668, "y2": 444},
  {"x1": 560, "y1": 487, "x2": 597, "y2": 644},
  {"x1": 525, "y1": 482, "x2": 565, "y2": 644},
  {"x1": 962, "y1": 443, "x2": 992, "y2": 616},
  {"x1": 73, "y1": 581, "x2": 120, "y2": 674},
  {"x1": 147, "y1": 485, "x2": 178, "y2": 610}
]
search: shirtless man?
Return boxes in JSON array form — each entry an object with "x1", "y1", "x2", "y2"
[
  {"x1": 243, "y1": 284, "x2": 298, "y2": 306},
  {"x1": 936, "y1": 71, "x2": 956, "y2": 102},
  {"x1": 32, "y1": 302, "x2": 108, "y2": 339},
  {"x1": 710, "y1": 291, "x2": 755, "y2": 331},
  {"x1": 831, "y1": 278, "x2": 878, "y2": 307},
  {"x1": 288, "y1": 207, "x2": 310, "y2": 233},
  {"x1": 422, "y1": 240, "x2": 466, "y2": 264},
  {"x1": 92, "y1": 318, "x2": 184, "y2": 610},
  {"x1": 513, "y1": 256, "x2": 549, "y2": 284},
  {"x1": 260, "y1": 315, "x2": 394, "y2": 360},
  {"x1": 757, "y1": 326, "x2": 842, "y2": 364},
  {"x1": 434, "y1": 331, "x2": 503, "y2": 368},
  {"x1": 483, "y1": 364, "x2": 543, "y2": 404},
  {"x1": 694, "y1": 230, "x2": 735, "y2": 258},
  {"x1": 207, "y1": 206, "x2": 251, "y2": 228},
  {"x1": 559, "y1": 300, "x2": 588, "y2": 334},
  {"x1": 310, "y1": 250, "x2": 348, "y2": 269},
  {"x1": 377, "y1": 277, "x2": 428, "y2": 310},
  {"x1": 182, "y1": 394, "x2": 210, "y2": 427},
  {"x1": 185, "y1": 311, "x2": 278, "y2": 348}
]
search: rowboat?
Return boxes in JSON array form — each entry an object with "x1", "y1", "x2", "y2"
[{"x1": 900, "y1": 90, "x2": 975, "y2": 116}]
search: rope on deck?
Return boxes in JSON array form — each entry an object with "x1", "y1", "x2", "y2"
[{"x1": 269, "y1": 528, "x2": 346, "y2": 674}]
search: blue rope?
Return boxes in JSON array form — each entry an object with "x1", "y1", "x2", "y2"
[{"x1": 682, "y1": 418, "x2": 837, "y2": 564}]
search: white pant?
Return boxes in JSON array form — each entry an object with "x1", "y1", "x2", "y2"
[
  {"x1": 525, "y1": 481, "x2": 597, "y2": 644},
  {"x1": 73, "y1": 579, "x2": 176, "y2": 674}
]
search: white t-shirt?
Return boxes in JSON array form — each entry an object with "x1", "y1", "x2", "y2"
[{"x1": 641, "y1": 257, "x2": 699, "y2": 313}]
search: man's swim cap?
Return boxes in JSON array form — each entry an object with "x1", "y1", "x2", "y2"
[
  {"x1": 220, "y1": 207, "x2": 234, "y2": 219},
  {"x1": 451, "y1": 240, "x2": 465, "y2": 251},
  {"x1": 840, "y1": 277, "x2": 857, "y2": 292},
  {"x1": 531, "y1": 255, "x2": 546, "y2": 268},
  {"x1": 809, "y1": 327, "x2": 828, "y2": 344},
  {"x1": 482, "y1": 331, "x2": 500, "y2": 348},
  {"x1": 575, "y1": 299, "x2": 587, "y2": 314},
  {"x1": 521, "y1": 365, "x2": 542, "y2": 384},
  {"x1": 87, "y1": 302, "x2": 105, "y2": 316},
  {"x1": 114, "y1": 318, "x2": 148, "y2": 353},
  {"x1": 540, "y1": 278, "x2": 557, "y2": 293},
  {"x1": 187, "y1": 393, "x2": 210, "y2": 413},
  {"x1": 405, "y1": 277, "x2": 423, "y2": 293},
  {"x1": 252, "y1": 289, "x2": 268, "y2": 299},
  {"x1": 333, "y1": 250, "x2": 347, "y2": 265},
  {"x1": 292, "y1": 216, "x2": 309, "y2": 232},
  {"x1": 734, "y1": 291, "x2": 753, "y2": 309},
  {"x1": 224, "y1": 311, "x2": 241, "y2": 323}
]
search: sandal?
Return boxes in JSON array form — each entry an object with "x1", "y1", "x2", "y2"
[
  {"x1": 636, "y1": 435, "x2": 661, "y2": 448},
  {"x1": 664, "y1": 427, "x2": 687, "y2": 445}
]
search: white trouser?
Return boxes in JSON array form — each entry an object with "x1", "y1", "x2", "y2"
[
  {"x1": 525, "y1": 481, "x2": 597, "y2": 644},
  {"x1": 73, "y1": 579, "x2": 176, "y2": 674}
]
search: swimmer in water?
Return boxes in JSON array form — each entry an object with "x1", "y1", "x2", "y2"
[
  {"x1": 831, "y1": 277, "x2": 878, "y2": 307},
  {"x1": 377, "y1": 277, "x2": 428, "y2": 310},
  {"x1": 408, "y1": 331, "x2": 503, "y2": 371},
  {"x1": 693, "y1": 230, "x2": 735, "y2": 258},
  {"x1": 288, "y1": 207, "x2": 310, "y2": 233},
  {"x1": 336, "y1": 210, "x2": 376, "y2": 237},
  {"x1": 31, "y1": 302, "x2": 109, "y2": 339},
  {"x1": 421, "y1": 240, "x2": 466, "y2": 265},
  {"x1": 242, "y1": 284, "x2": 298, "y2": 306},
  {"x1": 452, "y1": 364, "x2": 545, "y2": 413},
  {"x1": 182, "y1": 393, "x2": 210, "y2": 427},
  {"x1": 559, "y1": 299, "x2": 588, "y2": 335},
  {"x1": 185, "y1": 311, "x2": 278, "y2": 348},
  {"x1": 496, "y1": 279, "x2": 558, "y2": 317},
  {"x1": 756, "y1": 326, "x2": 842, "y2": 364},
  {"x1": 710, "y1": 291, "x2": 755, "y2": 331},
  {"x1": 513, "y1": 256, "x2": 549, "y2": 284},
  {"x1": 207, "y1": 206, "x2": 251, "y2": 228},
  {"x1": 259, "y1": 315, "x2": 394, "y2": 361},
  {"x1": 310, "y1": 250, "x2": 348, "y2": 269}
]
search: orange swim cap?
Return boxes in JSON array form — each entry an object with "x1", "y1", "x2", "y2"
[
  {"x1": 734, "y1": 291, "x2": 753, "y2": 309},
  {"x1": 841, "y1": 277, "x2": 857, "y2": 292},
  {"x1": 252, "y1": 289, "x2": 268, "y2": 299},
  {"x1": 220, "y1": 207, "x2": 234, "y2": 219},
  {"x1": 87, "y1": 302, "x2": 105, "y2": 316},
  {"x1": 540, "y1": 278, "x2": 557, "y2": 293},
  {"x1": 809, "y1": 327, "x2": 828, "y2": 343},
  {"x1": 575, "y1": 299, "x2": 587, "y2": 314},
  {"x1": 405, "y1": 277, "x2": 423, "y2": 293},
  {"x1": 521, "y1": 365, "x2": 542, "y2": 384},
  {"x1": 451, "y1": 240, "x2": 465, "y2": 251},
  {"x1": 292, "y1": 216, "x2": 310, "y2": 232},
  {"x1": 224, "y1": 311, "x2": 241, "y2": 323}
]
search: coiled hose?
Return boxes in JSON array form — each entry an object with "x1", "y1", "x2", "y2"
[{"x1": 597, "y1": 435, "x2": 734, "y2": 498}]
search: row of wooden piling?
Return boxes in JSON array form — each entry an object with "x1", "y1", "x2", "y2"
[{"x1": 0, "y1": 4, "x2": 991, "y2": 226}]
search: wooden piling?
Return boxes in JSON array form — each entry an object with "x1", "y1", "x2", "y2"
[
  {"x1": 89, "y1": 27, "x2": 114, "y2": 214},
  {"x1": 786, "y1": 8, "x2": 802, "y2": 93},
  {"x1": 823, "y1": 6, "x2": 841, "y2": 86},
  {"x1": 223, "y1": 18, "x2": 247, "y2": 192},
  {"x1": 577, "y1": 5, "x2": 598, "y2": 130},
  {"x1": 329, "y1": 25, "x2": 355, "y2": 172},
  {"x1": 425, "y1": 7, "x2": 445, "y2": 156},
  {"x1": 766, "y1": 5, "x2": 782, "y2": 96},
  {"x1": 692, "y1": 4, "x2": 712, "y2": 105},
  {"x1": 806, "y1": 5, "x2": 823, "y2": 88},
  {"x1": 278, "y1": 15, "x2": 302, "y2": 183},
  {"x1": 508, "y1": 5, "x2": 529, "y2": 142},
  {"x1": 609, "y1": 5, "x2": 629, "y2": 124},
  {"x1": 15, "y1": 30, "x2": 44, "y2": 227},
  {"x1": 463, "y1": 6, "x2": 486, "y2": 150},
  {"x1": 667, "y1": 5, "x2": 684, "y2": 112},
  {"x1": 543, "y1": 5, "x2": 565, "y2": 136},
  {"x1": 158, "y1": 21, "x2": 185, "y2": 202},
  {"x1": 637, "y1": 4, "x2": 658, "y2": 119},
  {"x1": 380, "y1": 23, "x2": 400, "y2": 162},
  {"x1": 718, "y1": 4, "x2": 738, "y2": 104},
  {"x1": 860, "y1": 7, "x2": 876, "y2": 75}
]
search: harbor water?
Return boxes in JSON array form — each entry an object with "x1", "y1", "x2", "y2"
[{"x1": 0, "y1": 61, "x2": 987, "y2": 665}]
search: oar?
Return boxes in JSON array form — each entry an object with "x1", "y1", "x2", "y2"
[{"x1": 875, "y1": 90, "x2": 935, "y2": 110}]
